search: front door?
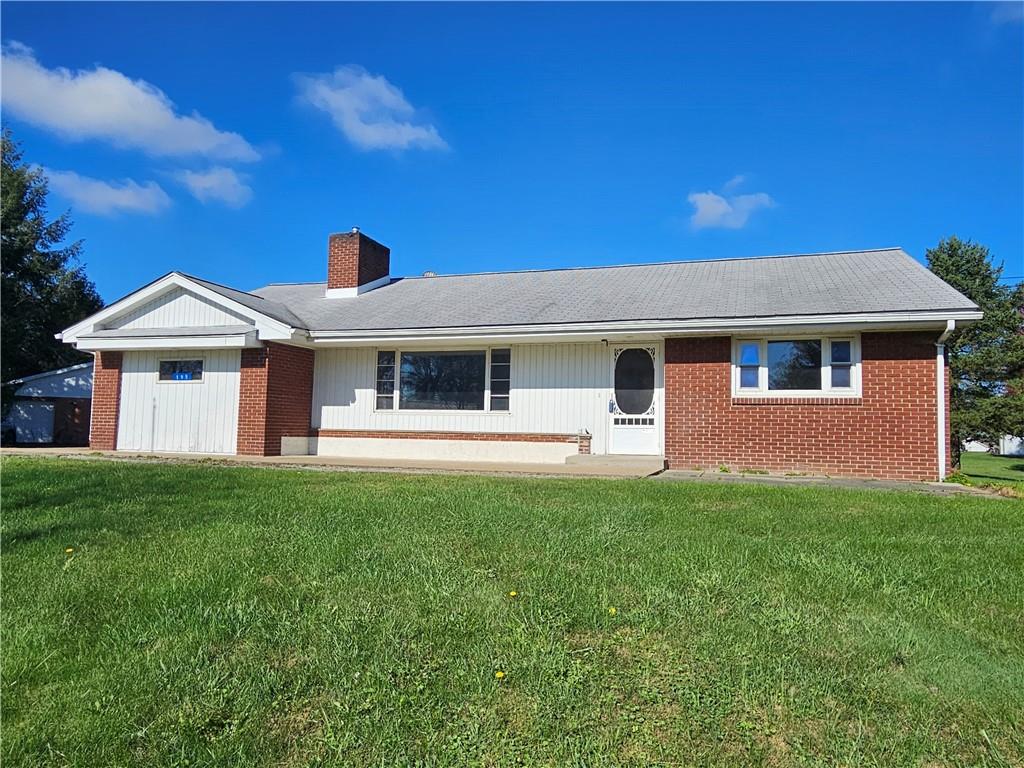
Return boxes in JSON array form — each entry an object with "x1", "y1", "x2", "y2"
[{"x1": 609, "y1": 345, "x2": 660, "y2": 455}]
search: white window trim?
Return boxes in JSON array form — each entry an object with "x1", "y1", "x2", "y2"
[
  {"x1": 156, "y1": 355, "x2": 206, "y2": 385},
  {"x1": 731, "y1": 335, "x2": 861, "y2": 398},
  {"x1": 373, "y1": 347, "x2": 513, "y2": 414}
]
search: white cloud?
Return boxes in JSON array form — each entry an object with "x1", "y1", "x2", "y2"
[
  {"x1": 2, "y1": 42, "x2": 259, "y2": 161},
  {"x1": 688, "y1": 189, "x2": 775, "y2": 230},
  {"x1": 174, "y1": 167, "x2": 252, "y2": 208},
  {"x1": 722, "y1": 174, "x2": 747, "y2": 192},
  {"x1": 46, "y1": 169, "x2": 171, "y2": 216},
  {"x1": 294, "y1": 65, "x2": 447, "y2": 151}
]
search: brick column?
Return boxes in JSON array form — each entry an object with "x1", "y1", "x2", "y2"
[
  {"x1": 237, "y1": 343, "x2": 315, "y2": 456},
  {"x1": 89, "y1": 351, "x2": 123, "y2": 450}
]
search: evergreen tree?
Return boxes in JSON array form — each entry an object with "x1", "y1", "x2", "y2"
[
  {"x1": 926, "y1": 236, "x2": 1024, "y2": 463},
  {"x1": 1, "y1": 128, "x2": 103, "y2": 389}
]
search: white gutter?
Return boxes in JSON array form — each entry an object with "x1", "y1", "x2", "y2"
[
  {"x1": 935, "y1": 319, "x2": 955, "y2": 481},
  {"x1": 307, "y1": 309, "x2": 983, "y2": 344}
]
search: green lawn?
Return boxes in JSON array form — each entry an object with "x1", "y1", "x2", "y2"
[
  {"x1": 955, "y1": 452, "x2": 1024, "y2": 496},
  {"x1": 2, "y1": 457, "x2": 1022, "y2": 767}
]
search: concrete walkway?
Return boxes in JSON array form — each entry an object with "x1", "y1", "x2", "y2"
[
  {"x1": 654, "y1": 469, "x2": 992, "y2": 497},
  {"x1": 0, "y1": 447, "x2": 997, "y2": 495},
  {"x1": 0, "y1": 447, "x2": 664, "y2": 479}
]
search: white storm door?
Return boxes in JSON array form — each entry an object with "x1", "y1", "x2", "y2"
[{"x1": 608, "y1": 345, "x2": 661, "y2": 455}]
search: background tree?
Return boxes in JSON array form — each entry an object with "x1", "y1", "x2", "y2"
[
  {"x1": 926, "y1": 236, "x2": 1024, "y2": 464},
  {"x1": 1, "y1": 128, "x2": 103, "y2": 394}
]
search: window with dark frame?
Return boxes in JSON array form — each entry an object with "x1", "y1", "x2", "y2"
[
  {"x1": 399, "y1": 351, "x2": 487, "y2": 410},
  {"x1": 767, "y1": 340, "x2": 822, "y2": 390},
  {"x1": 376, "y1": 351, "x2": 396, "y2": 409},
  {"x1": 489, "y1": 348, "x2": 511, "y2": 411},
  {"x1": 158, "y1": 360, "x2": 203, "y2": 381},
  {"x1": 374, "y1": 349, "x2": 512, "y2": 411}
]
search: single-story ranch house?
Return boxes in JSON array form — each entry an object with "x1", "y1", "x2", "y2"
[{"x1": 59, "y1": 229, "x2": 981, "y2": 480}]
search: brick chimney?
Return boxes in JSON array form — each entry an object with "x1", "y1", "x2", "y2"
[{"x1": 326, "y1": 228, "x2": 391, "y2": 298}]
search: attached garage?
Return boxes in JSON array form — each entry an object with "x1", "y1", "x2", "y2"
[
  {"x1": 59, "y1": 272, "x2": 305, "y2": 456},
  {"x1": 116, "y1": 349, "x2": 241, "y2": 454}
]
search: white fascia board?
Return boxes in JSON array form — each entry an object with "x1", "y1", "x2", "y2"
[
  {"x1": 74, "y1": 332, "x2": 261, "y2": 351},
  {"x1": 306, "y1": 309, "x2": 984, "y2": 347},
  {"x1": 60, "y1": 273, "x2": 297, "y2": 343}
]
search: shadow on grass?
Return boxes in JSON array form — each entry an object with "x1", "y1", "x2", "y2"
[
  {"x1": 1, "y1": 467, "x2": 245, "y2": 553},
  {"x1": 966, "y1": 472, "x2": 1024, "y2": 483}
]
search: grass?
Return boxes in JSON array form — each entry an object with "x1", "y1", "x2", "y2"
[
  {"x1": 951, "y1": 453, "x2": 1024, "y2": 496},
  {"x1": 2, "y1": 456, "x2": 1022, "y2": 767}
]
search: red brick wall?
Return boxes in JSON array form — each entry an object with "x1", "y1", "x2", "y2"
[
  {"x1": 327, "y1": 231, "x2": 390, "y2": 290},
  {"x1": 89, "y1": 351, "x2": 123, "y2": 450},
  {"x1": 237, "y1": 343, "x2": 315, "y2": 456},
  {"x1": 664, "y1": 332, "x2": 944, "y2": 481}
]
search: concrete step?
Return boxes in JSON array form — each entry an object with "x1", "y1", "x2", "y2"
[{"x1": 565, "y1": 454, "x2": 666, "y2": 474}]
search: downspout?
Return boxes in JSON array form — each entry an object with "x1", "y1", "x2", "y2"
[{"x1": 935, "y1": 320, "x2": 955, "y2": 481}]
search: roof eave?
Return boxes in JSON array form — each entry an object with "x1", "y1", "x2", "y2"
[{"x1": 305, "y1": 308, "x2": 984, "y2": 346}]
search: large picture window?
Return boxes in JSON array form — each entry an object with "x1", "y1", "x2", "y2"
[
  {"x1": 400, "y1": 351, "x2": 486, "y2": 410},
  {"x1": 733, "y1": 336, "x2": 858, "y2": 396},
  {"x1": 374, "y1": 349, "x2": 512, "y2": 412}
]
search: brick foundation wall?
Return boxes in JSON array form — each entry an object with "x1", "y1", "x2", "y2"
[
  {"x1": 238, "y1": 343, "x2": 315, "y2": 456},
  {"x1": 664, "y1": 332, "x2": 946, "y2": 481},
  {"x1": 327, "y1": 231, "x2": 390, "y2": 290},
  {"x1": 89, "y1": 351, "x2": 123, "y2": 450},
  {"x1": 313, "y1": 428, "x2": 592, "y2": 453}
]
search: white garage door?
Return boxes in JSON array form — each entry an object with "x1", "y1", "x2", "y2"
[{"x1": 117, "y1": 350, "x2": 241, "y2": 454}]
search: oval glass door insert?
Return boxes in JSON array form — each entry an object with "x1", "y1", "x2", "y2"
[{"x1": 614, "y1": 348, "x2": 654, "y2": 414}]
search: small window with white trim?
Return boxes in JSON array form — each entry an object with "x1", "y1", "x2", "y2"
[
  {"x1": 489, "y1": 348, "x2": 511, "y2": 411},
  {"x1": 158, "y1": 359, "x2": 203, "y2": 382},
  {"x1": 733, "y1": 336, "x2": 859, "y2": 396},
  {"x1": 375, "y1": 351, "x2": 395, "y2": 409}
]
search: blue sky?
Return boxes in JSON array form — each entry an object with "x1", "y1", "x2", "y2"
[{"x1": 2, "y1": 2, "x2": 1022, "y2": 302}]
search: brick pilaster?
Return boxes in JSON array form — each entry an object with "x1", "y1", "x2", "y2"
[
  {"x1": 89, "y1": 351, "x2": 123, "y2": 450},
  {"x1": 237, "y1": 343, "x2": 315, "y2": 456}
]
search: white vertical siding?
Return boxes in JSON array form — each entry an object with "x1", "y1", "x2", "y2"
[
  {"x1": 106, "y1": 287, "x2": 251, "y2": 330},
  {"x1": 117, "y1": 350, "x2": 240, "y2": 454},
  {"x1": 312, "y1": 342, "x2": 611, "y2": 453}
]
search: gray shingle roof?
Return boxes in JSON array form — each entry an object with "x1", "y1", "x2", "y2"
[
  {"x1": 183, "y1": 274, "x2": 308, "y2": 328},
  {"x1": 239, "y1": 248, "x2": 976, "y2": 333}
]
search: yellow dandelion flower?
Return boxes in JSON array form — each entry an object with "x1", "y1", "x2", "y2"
[
  {"x1": 508, "y1": 591, "x2": 517, "y2": 598},
  {"x1": 494, "y1": 670, "x2": 505, "y2": 680},
  {"x1": 608, "y1": 607, "x2": 617, "y2": 616},
  {"x1": 65, "y1": 547, "x2": 74, "y2": 554}
]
